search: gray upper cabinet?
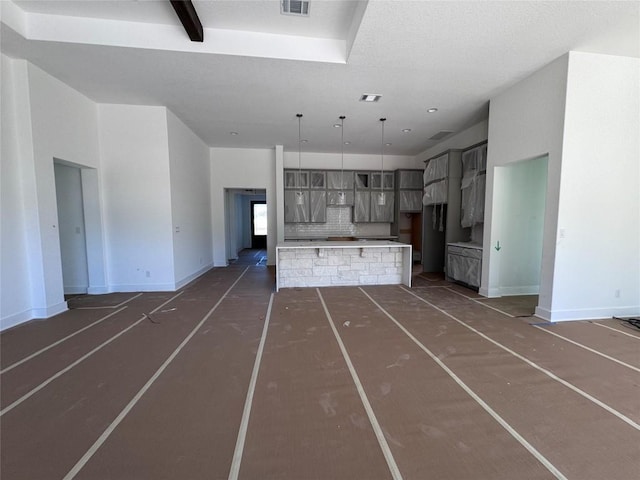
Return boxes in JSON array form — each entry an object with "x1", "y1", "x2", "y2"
[
  {"x1": 355, "y1": 172, "x2": 370, "y2": 189},
  {"x1": 327, "y1": 190, "x2": 355, "y2": 206},
  {"x1": 326, "y1": 170, "x2": 354, "y2": 190},
  {"x1": 310, "y1": 171, "x2": 326, "y2": 189},
  {"x1": 398, "y1": 190, "x2": 423, "y2": 212},
  {"x1": 370, "y1": 192, "x2": 395, "y2": 222},
  {"x1": 310, "y1": 190, "x2": 326, "y2": 222},
  {"x1": 284, "y1": 190, "x2": 310, "y2": 223},
  {"x1": 398, "y1": 170, "x2": 423, "y2": 189},
  {"x1": 371, "y1": 172, "x2": 394, "y2": 190},
  {"x1": 395, "y1": 169, "x2": 424, "y2": 213},
  {"x1": 353, "y1": 191, "x2": 371, "y2": 222},
  {"x1": 284, "y1": 170, "x2": 309, "y2": 189}
]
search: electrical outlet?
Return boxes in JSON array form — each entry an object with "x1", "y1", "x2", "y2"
[
  {"x1": 145, "y1": 271, "x2": 150, "y2": 278},
  {"x1": 615, "y1": 289, "x2": 621, "y2": 298}
]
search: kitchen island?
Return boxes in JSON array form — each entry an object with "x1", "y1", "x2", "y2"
[{"x1": 276, "y1": 240, "x2": 412, "y2": 291}]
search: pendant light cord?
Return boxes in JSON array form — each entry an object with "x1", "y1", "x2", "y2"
[
  {"x1": 297, "y1": 113, "x2": 303, "y2": 196},
  {"x1": 380, "y1": 118, "x2": 386, "y2": 197},
  {"x1": 340, "y1": 115, "x2": 345, "y2": 188}
]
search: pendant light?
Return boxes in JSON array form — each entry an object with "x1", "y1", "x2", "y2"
[
  {"x1": 337, "y1": 115, "x2": 346, "y2": 205},
  {"x1": 378, "y1": 118, "x2": 387, "y2": 206},
  {"x1": 296, "y1": 113, "x2": 304, "y2": 205}
]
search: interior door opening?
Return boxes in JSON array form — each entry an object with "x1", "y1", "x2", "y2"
[
  {"x1": 54, "y1": 161, "x2": 89, "y2": 294},
  {"x1": 251, "y1": 201, "x2": 267, "y2": 249}
]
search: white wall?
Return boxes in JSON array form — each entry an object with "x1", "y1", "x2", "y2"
[
  {"x1": 484, "y1": 54, "x2": 568, "y2": 315},
  {"x1": 1, "y1": 55, "x2": 32, "y2": 329},
  {"x1": 210, "y1": 148, "x2": 276, "y2": 266},
  {"x1": 551, "y1": 52, "x2": 639, "y2": 320},
  {"x1": 54, "y1": 162, "x2": 89, "y2": 294},
  {"x1": 98, "y1": 104, "x2": 175, "y2": 291},
  {"x1": 166, "y1": 110, "x2": 212, "y2": 288}
]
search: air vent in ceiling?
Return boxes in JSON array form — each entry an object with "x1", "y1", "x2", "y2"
[
  {"x1": 281, "y1": 0, "x2": 310, "y2": 16},
  {"x1": 429, "y1": 131, "x2": 454, "y2": 141}
]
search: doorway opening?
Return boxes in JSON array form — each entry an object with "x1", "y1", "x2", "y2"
[
  {"x1": 488, "y1": 155, "x2": 548, "y2": 307},
  {"x1": 54, "y1": 161, "x2": 89, "y2": 294},
  {"x1": 251, "y1": 201, "x2": 267, "y2": 249},
  {"x1": 53, "y1": 158, "x2": 106, "y2": 296},
  {"x1": 224, "y1": 189, "x2": 267, "y2": 263}
]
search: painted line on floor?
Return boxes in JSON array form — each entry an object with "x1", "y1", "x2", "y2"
[
  {"x1": 74, "y1": 292, "x2": 144, "y2": 310},
  {"x1": 63, "y1": 266, "x2": 250, "y2": 480},
  {"x1": 591, "y1": 321, "x2": 640, "y2": 339},
  {"x1": 400, "y1": 286, "x2": 640, "y2": 432},
  {"x1": 532, "y1": 325, "x2": 640, "y2": 373},
  {"x1": 228, "y1": 292, "x2": 274, "y2": 480},
  {"x1": 317, "y1": 289, "x2": 404, "y2": 480},
  {"x1": 445, "y1": 287, "x2": 518, "y2": 318},
  {"x1": 360, "y1": 287, "x2": 567, "y2": 480},
  {"x1": 0, "y1": 307, "x2": 128, "y2": 375},
  {"x1": 446, "y1": 287, "x2": 640, "y2": 370},
  {"x1": 0, "y1": 291, "x2": 184, "y2": 417}
]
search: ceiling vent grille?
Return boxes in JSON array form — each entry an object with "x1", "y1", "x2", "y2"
[
  {"x1": 281, "y1": 0, "x2": 310, "y2": 16},
  {"x1": 429, "y1": 131, "x2": 454, "y2": 141}
]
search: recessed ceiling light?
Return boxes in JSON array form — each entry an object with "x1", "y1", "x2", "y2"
[
  {"x1": 301, "y1": 139, "x2": 308, "y2": 143},
  {"x1": 427, "y1": 107, "x2": 438, "y2": 113},
  {"x1": 402, "y1": 128, "x2": 412, "y2": 133},
  {"x1": 385, "y1": 142, "x2": 392, "y2": 146},
  {"x1": 360, "y1": 94, "x2": 382, "y2": 102},
  {"x1": 229, "y1": 131, "x2": 239, "y2": 135},
  {"x1": 344, "y1": 141, "x2": 351, "y2": 145},
  {"x1": 333, "y1": 124, "x2": 342, "y2": 128}
]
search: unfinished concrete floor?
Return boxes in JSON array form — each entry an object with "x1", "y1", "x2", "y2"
[{"x1": 1, "y1": 253, "x2": 639, "y2": 479}]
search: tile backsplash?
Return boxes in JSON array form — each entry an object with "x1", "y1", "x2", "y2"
[{"x1": 284, "y1": 206, "x2": 390, "y2": 238}]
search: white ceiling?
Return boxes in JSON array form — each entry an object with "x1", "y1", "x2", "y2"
[{"x1": 2, "y1": 0, "x2": 639, "y2": 156}]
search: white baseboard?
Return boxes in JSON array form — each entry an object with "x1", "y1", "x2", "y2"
[
  {"x1": 31, "y1": 301, "x2": 68, "y2": 319},
  {"x1": 536, "y1": 305, "x2": 640, "y2": 322},
  {"x1": 499, "y1": 285, "x2": 540, "y2": 296},
  {"x1": 1, "y1": 308, "x2": 34, "y2": 331},
  {"x1": 175, "y1": 264, "x2": 213, "y2": 290},
  {"x1": 108, "y1": 283, "x2": 177, "y2": 292},
  {"x1": 479, "y1": 286, "x2": 539, "y2": 298},
  {"x1": 1, "y1": 301, "x2": 70, "y2": 332}
]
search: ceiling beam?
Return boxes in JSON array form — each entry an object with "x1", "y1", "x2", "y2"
[{"x1": 169, "y1": 1, "x2": 204, "y2": 42}]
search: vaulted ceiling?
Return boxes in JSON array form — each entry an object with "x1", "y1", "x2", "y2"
[{"x1": 2, "y1": 1, "x2": 638, "y2": 155}]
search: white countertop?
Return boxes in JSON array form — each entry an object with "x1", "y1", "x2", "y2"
[{"x1": 277, "y1": 240, "x2": 408, "y2": 248}]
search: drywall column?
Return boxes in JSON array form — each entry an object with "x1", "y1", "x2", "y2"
[
  {"x1": 276, "y1": 144, "x2": 285, "y2": 244},
  {"x1": 1, "y1": 56, "x2": 35, "y2": 329},
  {"x1": 549, "y1": 52, "x2": 639, "y2": 320}
]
